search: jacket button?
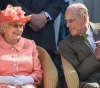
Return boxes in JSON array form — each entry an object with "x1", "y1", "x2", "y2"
[
  {"x1": 13, "y1": 63, "x2": 17, "y2": 67},
  {"x1": 11, "y1": 47, "x2": 14, "y2": 51}
]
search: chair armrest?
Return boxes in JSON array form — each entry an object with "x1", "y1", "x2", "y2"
[
  {"x1": 36, "y1": 46, "x2": 58, "y2": 88},
  {"x1": 61, "y1": 55, "x2": 79, "y2": 88}
]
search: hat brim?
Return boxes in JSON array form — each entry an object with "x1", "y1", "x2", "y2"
[{"x1": 0, "y1": 15, "x2": 31, "y2": 26}]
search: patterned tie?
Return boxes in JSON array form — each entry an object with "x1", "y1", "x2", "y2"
[{"x1": 82, "y1": 34, "x2": 93, "y2": 51}]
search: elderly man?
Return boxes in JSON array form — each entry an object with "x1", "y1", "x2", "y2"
[{"x1": 59, "y1": 3, "x2": 100, "y2": 88}]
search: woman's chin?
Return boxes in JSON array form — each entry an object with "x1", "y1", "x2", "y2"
[{"x1": 13, "y1": 36, "x2": 20, "y2": 40}]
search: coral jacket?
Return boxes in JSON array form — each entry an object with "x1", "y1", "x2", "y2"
[{"x1": 0, "y1": 34, "x2": 43, "y2": 87}]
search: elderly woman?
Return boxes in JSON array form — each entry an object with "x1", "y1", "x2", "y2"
[{"x1": 0, "y1": 5, "x2": 43, "y2": 88}]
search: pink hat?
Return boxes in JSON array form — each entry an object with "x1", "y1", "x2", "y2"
[{"x1": 0, "y1": 4, "x2": 31, "y2": 25}]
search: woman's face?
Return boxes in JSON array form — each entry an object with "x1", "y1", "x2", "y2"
[{"x1": 3, "y1": 22, "x2": 25, "y2": 42}]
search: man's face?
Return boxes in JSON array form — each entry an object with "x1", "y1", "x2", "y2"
[{"x1": 65, "y1": 10, "x2": 85, "y2": 36}]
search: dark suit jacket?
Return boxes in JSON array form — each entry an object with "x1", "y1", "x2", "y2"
[
  {"x1": 9, "y1": 0, "x2": 63, "y2": 50},
  {"x1": 59, "y1": 22, "x2": 100, "y2": 88},
  {"x1": 0, "y1": 0, "x2": 9, "y2": 10}
]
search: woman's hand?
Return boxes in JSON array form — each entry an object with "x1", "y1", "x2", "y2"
[
  {"x1": 14, "y1": 80, "x2": 23, "y2": 86},
  {"x1": 0, "y1": 76, "x2": 16, "y2": 85},
  {"x1": 14, "y1": 75, "x2": 34, "y2": 86},
  {"x1": 0, "y1": 75, "x2": 34, "y2": 86}
]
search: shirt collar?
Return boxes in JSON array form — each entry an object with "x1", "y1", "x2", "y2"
[
  {"x1": 86, "y1": 25, "x2": 93, "y2": 37},
  {"x1": 13, "y1": 37, "x2": 24, "y2": 51},
  {"x1": 0, "y1": 34, "x2": 24, "y2": 51}
]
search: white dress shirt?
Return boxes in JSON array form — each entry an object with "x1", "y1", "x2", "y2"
[{"x1": 86, "y1": 26, "x2": 97, "y2": 52}]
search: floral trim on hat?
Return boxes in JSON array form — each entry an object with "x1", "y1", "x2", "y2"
[
  {"x1": 2, "y1": 4, "x2": 26, "y2": 20},
  {"x1": 0, "y1": 4, "x2": 31, "y2": 25}
]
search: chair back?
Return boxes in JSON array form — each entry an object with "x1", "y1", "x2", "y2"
[
  {"x1": 36, "y1": 46, "x2": 58, "y2": 88},
  {"x1": 61, "y1": 55, "x2": 79, "y2": 88}
]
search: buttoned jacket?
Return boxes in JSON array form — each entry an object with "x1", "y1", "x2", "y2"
[{"x1": 0, "y1": 34, "x2": 42, "y2": 87}]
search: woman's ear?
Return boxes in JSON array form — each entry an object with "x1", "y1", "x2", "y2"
[
  {"x1": 0, "y1": 27, "x2": 4, "y2": 35},
  {"x1": 0, "y1": 24, "x2": 7, "y2": 35}
]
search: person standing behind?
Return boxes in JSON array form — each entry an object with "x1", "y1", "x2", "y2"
[
  {"x1": 59, "y1": 3, "x2": 100, "y2": 88},
  {"x1": 58, "y1": 0, "x2": 69, "y2": 45},
  {"x1": 0, "y1": 0, "x2": 9, "y2": 10},
  {"x1": 9, "y1": 0, "x2": 63, "y2": 57}
]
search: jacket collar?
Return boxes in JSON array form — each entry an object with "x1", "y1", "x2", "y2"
[
  {"x1": 71, "y1": 22, "x2": 100, "y2": 55},
  {"x1": 71, "y1": 35, "x2": 93, "y2": 56},
  {"x1": 89, "y1": 22, "x2": 100, "y2": 41},
  {"x1": 0, "y1": 34, "x2": 25, "y2": 51}
]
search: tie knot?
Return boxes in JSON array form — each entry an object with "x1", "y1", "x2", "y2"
[{"x1": 82, "y1": 34, "x2": 88, "y2": 39}]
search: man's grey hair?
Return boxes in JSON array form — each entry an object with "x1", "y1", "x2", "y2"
[{"x1": 67, "y1": 3, "x2": 89, "y2": 19}]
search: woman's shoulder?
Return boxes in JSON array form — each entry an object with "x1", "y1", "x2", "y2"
[
  {"x1": 21, "y1": 37, "x2": 37, "y2": 49},
  {"x1": 23, "y1": 37, "x2": 36, "y2": 46}
]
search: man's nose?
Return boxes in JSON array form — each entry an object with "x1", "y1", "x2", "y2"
[{"x1": 67, "y1": 21, "x2": 70, "y2": 27}]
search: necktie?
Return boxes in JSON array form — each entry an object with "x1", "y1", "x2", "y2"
[{"x1": 82, "y1": 34, "x2": 93, "y2": 51}]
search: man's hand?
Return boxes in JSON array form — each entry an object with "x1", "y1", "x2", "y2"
[
  {"x1": 29, "y1": 23, "x2": 38, "y2": 31},
  {"x1": 29, "y1": 13, "x2": 47, "y2": 31},
  {"x1": 94, "y1": 41, "x2": 100, "y2": 60}
]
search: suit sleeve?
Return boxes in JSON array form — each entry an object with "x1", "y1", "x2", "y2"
[
  {"x1": 9, "y1": 0, "x2": 33, "y2": 15},
  {"x1": 58, "y1": 41, "x2": 100, "y2": 81},
  {"x1": 9, "y1": 0, "x2": 63, "y2": 20},
  {"x1": 43, "y1": 0, "x2": 64, "y2": 21},
  {"x1": 0, "y1": 0, "x2": 9, "y2": 10}
]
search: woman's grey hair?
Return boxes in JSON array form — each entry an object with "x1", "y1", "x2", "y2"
[
  {"x1": 67, "y1": 3, "x2": 89, "y2": 19},
  {"x1": 0, "y1": 24, "x2": 7, "y2": 35},
  {"x1": 0, "y1": 26, "x2": 4, "y2": 34}
]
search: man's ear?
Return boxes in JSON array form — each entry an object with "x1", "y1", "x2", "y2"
[{"x1": 83, "y1": 14, "x2": 87, "y2": 25}]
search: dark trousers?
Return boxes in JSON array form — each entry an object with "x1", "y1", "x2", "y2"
[{"x1": 57, "y1": 75, "x2": 67, "y2": 88}]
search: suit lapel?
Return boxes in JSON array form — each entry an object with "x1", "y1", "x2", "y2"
[
  {"x1": 72, "y1": 36, "x2": 93, "y2": 56},
  {"x1": 67, "y1": 22, "x2": 100, "y2": 58},
  {"x1": 72, "y1": 22, "x2": 100, "y2": 55},
  {"x1": 90, "y1": 22, "x2": 100, "y2": 42}
]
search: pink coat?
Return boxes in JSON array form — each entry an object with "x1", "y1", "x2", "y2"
[{"x1": 0, "y1": 34, "x2": 43, "y2": 88}]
